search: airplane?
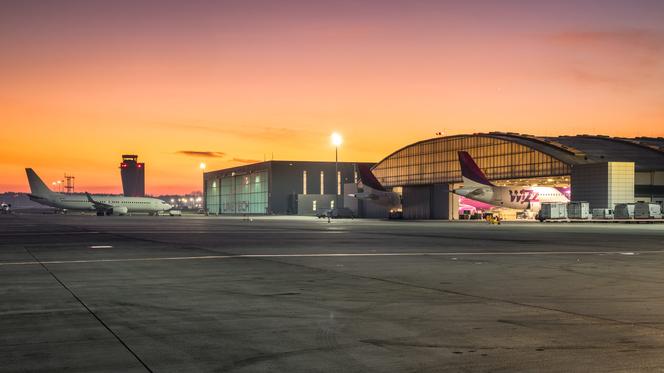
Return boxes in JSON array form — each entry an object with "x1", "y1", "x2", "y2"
[
  {"x1": 454, "y1": 151, "x2": 569, "y2": 211},
  {"x1": 348, "y1": 164, "x2": 401, "y2": 211},
  {"x1": 25, "y1": 168, "x2": 173, "y2": 215}
]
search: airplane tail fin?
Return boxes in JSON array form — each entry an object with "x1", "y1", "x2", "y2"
[
  {"x1": 458, "y1": 151, "x2": 494, "y2": 187},
  {"x1": 357, "y1": 164, "x2": 386, "y2": 191},
  {"x1": 25, "y1": 168, "x2": 56, "y2": 198}
]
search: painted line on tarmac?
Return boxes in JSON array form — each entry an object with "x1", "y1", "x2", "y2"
[
  {"x1": 0, "y1": 231, "x2": 100, "y2": 236},
  {"x1": 0, "y1": 250, "x2": 661, "y2": 266}
]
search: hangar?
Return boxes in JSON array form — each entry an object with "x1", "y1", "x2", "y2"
[
  {"x1": 371, "y1": 133, "x2": 664, "y2": 219},
  {"x1": 203, "y1": 161, "x2": 374, "y2": 215}
]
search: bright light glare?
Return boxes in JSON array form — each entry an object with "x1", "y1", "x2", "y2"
[
  {"x1": 331, "y1": 132, "x2": 343, "y2": 147},
  {"x1": 199, "y1": 162, "x2": 207, "y2": 170}
]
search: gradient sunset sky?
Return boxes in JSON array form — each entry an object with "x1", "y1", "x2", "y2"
[{"x1": 2, "y1": 0, "x2": 664, "y2": 194}]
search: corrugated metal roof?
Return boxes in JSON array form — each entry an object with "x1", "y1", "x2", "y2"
[
  {"x1": 550, "y1": 136, "x2": 664, "y2": 171},
  {"x1": 375, "y1": 133, "x2": 664, "y2": 175}
]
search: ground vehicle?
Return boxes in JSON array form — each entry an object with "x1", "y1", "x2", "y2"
[
  {"x1": 538, "y1": 202, "x2": 568, "y2": 221},
  {"x1": 615, "y1": 204, "x2": 635, "y2": 219},
  {"x1": 567, "y1": 201, "x2": 591, "y2": 219},
  {"x1": 0, "y1": 203, "x2": 10, "y2": 214},
  {"x1": 168, "y1": 209, "x2": 182, "y2": 216},
  {"x1": 592, "y1": 208, "x2": 614, "y2": 219},
  {"x1": 635, "y1": 202, "x2": 662, "y2": 219},
  {"x1": 316, "y1": 207, "x2": 355, "y2": 219}
]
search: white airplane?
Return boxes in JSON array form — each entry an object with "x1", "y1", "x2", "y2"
[
  {"x1": 348, "y1": 164, "x2": 401, "y2": 211},
  {"x1": 454, "y1": 151, "x2": 569, "y2": 211},
  {"x1": 25, "y1": 168, "x2": 173, "y2": 215}
]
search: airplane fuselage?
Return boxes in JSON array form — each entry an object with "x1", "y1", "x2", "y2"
[
  {"x1": 454, "y1": 185, "x2": 569, "y2": 211},
  {"x1": 29, "y1": 193, "x2": 171, "y2": 214},
  {"x1": 351, "y1": 187, "x2": 402, "y2": 210}
]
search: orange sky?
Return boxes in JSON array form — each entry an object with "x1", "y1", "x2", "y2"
[{"x1": 2, "y1": 1, "x2": 664, "y2": 194}]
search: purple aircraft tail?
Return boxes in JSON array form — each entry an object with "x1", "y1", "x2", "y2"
[
  {"x1": 458, "y1": 151, "x2": 494, "y2": 186},
  {"x1": 357, "y1": 164, "x2": 386, "y2": 191}
]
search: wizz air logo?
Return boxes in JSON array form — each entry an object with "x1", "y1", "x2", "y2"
[{"x1": 509, "y1": 190, "x2": 539, "y2": 203}]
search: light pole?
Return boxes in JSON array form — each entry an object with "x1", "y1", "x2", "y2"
[
  {"x1": 331, "y1": 132, "x2": 343, "y2": 211},
  {"x1": 199, "y1": 162, "x2": 207, "y2": 213}
]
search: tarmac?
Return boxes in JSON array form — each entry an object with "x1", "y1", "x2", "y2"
[{"x1": 2, "y1": 213, "x2": 664, "y2": 372}]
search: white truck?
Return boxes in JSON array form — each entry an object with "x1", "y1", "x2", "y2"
[
  {"x1": 539, "y1": 202, "x2": 568, "y2": 221},
  {"x1": 634, "y1": 202, "x2": 662, "y2": 219},
  {"x1": 567, "y1": 201, "x2": 591, "y2": 219}
]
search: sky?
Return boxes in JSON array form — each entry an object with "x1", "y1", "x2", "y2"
[{"x1": 2, "y1": 0, "x2": 664, "y2": 194}]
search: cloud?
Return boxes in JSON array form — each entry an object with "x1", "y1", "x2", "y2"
[
  {"x1": 175, "y1": 150, "x2": 261, "y2": 164},
  {"x1": 176, "y1": 151, "x2": 226, "y2": 158},
  {"x1": 232, "y1": 158, "x2": 260, "y2": 164},
  {"x1": 549, "y1": 29, "x2": 664, "y2": 51},
  {"x1": 546, "y1": 28, "x2": 664, "y2": 88}
]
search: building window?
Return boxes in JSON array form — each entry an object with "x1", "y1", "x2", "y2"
[
  {"x1": 303, "y1": 171, "x2": 307, "y2": 195},
  {"x1": 354, "y1": 170, "x2": 358, "y2": 183},
  {"x1": 320, "y1": 171, "x2": 324, "y2": 194},
  {"x1": 313, "y1": 200, "x2": 317, "y2": 211},
  {"x1": 337, "y1": 171, "x2": 341, "y2": 195}
]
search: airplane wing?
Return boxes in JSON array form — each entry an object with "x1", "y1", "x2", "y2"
[{"x1": 85, "y1": 192, "x2": 112, "y2": 209}]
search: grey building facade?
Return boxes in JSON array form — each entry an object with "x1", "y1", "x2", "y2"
[{"x1": 204, "y1": 161, "x2": 373, "y2": 215}]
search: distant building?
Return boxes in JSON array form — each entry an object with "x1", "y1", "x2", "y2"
[
  {"x1": 120, "y1": 155, "x2": 145, "y2": 197},
  {"x1": 203, "y1": 161, "x2": 376, "y2": 215}
]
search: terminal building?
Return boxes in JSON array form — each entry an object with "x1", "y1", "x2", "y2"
[
  {"x1": 119, "y1": 154, "x2": 145, "y2": 197},
  {"x1": 203, "y1": 161, "x2": 374, "y2": 215}
]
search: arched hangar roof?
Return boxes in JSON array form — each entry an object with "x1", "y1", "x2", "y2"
[
  {"x1": 550, "y1": 135, "x2": 664, "y2": 172},
  {"x1": 372, "y1": 133, "x2": 664, "y2": 188}
]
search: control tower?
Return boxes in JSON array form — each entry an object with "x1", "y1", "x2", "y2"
[{"x1": 120, "y1": 155, "x2": 145, "y2": 197}]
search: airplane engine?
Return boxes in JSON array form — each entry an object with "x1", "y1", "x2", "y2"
[{"x1": 110, "y1": 206, "x2": 128, "y2": 216}]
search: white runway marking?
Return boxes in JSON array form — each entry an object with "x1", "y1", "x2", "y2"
[
  {"x1": 0, "y1": 250, "x2": 660, "y2": 266},
  {"x1": 89, "y1": 245, "x2": 113, "y2": 249},
  {"x1": 0, "y1": 231, "x2": 99, "y2": 236}
]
